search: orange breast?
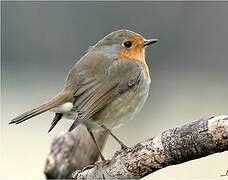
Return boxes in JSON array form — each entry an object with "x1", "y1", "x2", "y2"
[{"x1": 117, "y1": 46, "x2": 150, "y2": 81}]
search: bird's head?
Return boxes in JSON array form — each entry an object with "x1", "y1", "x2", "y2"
[{"x1": 93, "y1": 29, "x2": 158, "y2": 62}]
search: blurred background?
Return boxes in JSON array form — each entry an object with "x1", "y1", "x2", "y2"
[{"x1": 1, "y1": 1, "x2": 228, "y2": 180}]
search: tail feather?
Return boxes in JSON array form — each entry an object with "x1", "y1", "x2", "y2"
[
  {"x1": 48, "y1": 113, "x2": 63, "y2": 133},
  {"x1": 9, "y1": 91, "x2": 72, "y2": 125}
]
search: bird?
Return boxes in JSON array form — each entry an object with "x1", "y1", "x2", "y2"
[{"x1": 9, "y1": 29, "x2": 158, "y2": 160}]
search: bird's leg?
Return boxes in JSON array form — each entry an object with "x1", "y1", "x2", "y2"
[
  {"x1": 86, "y1": 127, "x2": 105, "y2": 161},
  {"x1": 101, "y1": 125, "x2": 128, "y2": 150}
]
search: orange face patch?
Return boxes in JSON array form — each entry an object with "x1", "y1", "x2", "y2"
[
  {"x1": 117, "y1": 35, "x2": 145, "y2": 62},
  {"x1": 117, "y1": 35, "x2": 150, "y2": 80}
]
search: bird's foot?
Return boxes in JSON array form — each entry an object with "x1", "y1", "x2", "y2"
[
  {"x1": 100, "y1": 159, "x2": 110, "y2": 166},
  {"x1": 82, "y1": 164, "x2": 95, "y2": 171},
  {"x1": 99, "y1": 153, "x2": 106, "y2": 162},
  {"x1": 120, "y1": 144, "x2": 128, "y2": 151}
]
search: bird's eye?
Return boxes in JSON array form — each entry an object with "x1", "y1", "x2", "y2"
[{"x1": 122, "y1": 41, "x2": 133, "y2": 48}]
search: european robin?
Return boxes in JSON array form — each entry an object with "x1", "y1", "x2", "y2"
[{"x1": 10, "y1": 29, "x2": 158, "y2": 160}]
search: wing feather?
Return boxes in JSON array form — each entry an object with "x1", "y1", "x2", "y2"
[{"x1": 69, "y1": 60, "x2": 143, "y2": 132}]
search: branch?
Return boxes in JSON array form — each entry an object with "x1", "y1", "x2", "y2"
[
  {"x1": 73, "y1": 115, "x2": 228, "y2": 179},
  {"x1": 44, "y1": 124, "x2": 108, "y2": 179}
]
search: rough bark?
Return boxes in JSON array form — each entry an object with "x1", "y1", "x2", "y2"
[
  {"x1": 72, "y1": 115, "x2": 228, "y2": 179},
  {"x1": 44, "y1": 124, "x2": 108, "y2": 179}
]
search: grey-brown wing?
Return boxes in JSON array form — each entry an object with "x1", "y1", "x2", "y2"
[{"x1": 68, "y1": 60, "x2": 143, "y2": 131}]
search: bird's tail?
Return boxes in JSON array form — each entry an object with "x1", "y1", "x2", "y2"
[{"x1": 9, "y1": 91, "x2": 72, "y2": 125}]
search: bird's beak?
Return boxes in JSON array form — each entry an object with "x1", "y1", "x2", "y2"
[{"x1": 144, "y1": 39, "x2": 158, "y2": 47}]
